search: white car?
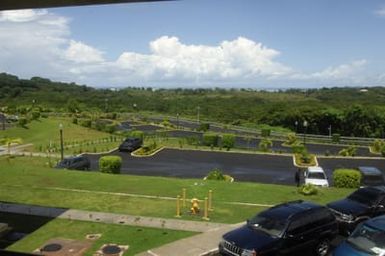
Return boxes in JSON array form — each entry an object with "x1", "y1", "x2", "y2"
[{"x1": 304, "y1": 166, "x2": 329, "y2": 187}]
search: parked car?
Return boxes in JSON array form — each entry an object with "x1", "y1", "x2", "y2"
[
  {"x1": 333, "y1": 215, "x2": 385, "y2": 256},
  {"x1": 358, "y1": 166, "x2": 385, "y2": 187},
  {"x1": 118, "y1": 137, "x2": 142, "y2": 152},
  {"x1": 55, "y1": 155, "x2": 91, "y2": 170},
  {"x1": 219, "y1": 200, "x2": 338, "y2": 256},
  {"x1": 327, "y1": 186, "x2": 385, "y2": 235},
  {"x1": 304, "y1": 166, "x2": 329, "y2": 187}
]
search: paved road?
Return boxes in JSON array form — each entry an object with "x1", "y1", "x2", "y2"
[{"x1": 86, "y1": 149, "x2": 298, "y2": 185}]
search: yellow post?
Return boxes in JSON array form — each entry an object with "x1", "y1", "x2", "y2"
[
  {"x1": 182, "y1": 188, "x2": 186, "y2": 208},
  {"x1": 202, "y1": 197, "x2": 210, "y2": 221},
  {"x1": 208, "y1": 190, "x2": 213, "y2": 211},
  {"x1": 175, "y1": 195, "x2": 181, "y2": 218}
]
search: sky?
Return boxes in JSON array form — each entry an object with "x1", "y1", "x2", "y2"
[{"x1": 0, "y1": 0, "x2": 385, "y2": 89}]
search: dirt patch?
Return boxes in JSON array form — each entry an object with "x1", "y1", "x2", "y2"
[{"x1": 34, "y1": 238, "x2": 92, "y2": 256}]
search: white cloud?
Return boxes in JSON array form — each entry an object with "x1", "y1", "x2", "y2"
[
  {"x1": 375, "y1": 6, "x2": 385, "y2": 17},
  {"x1": 65, "y1": 40, "x2": 105, "y2": 63},
  {"x1": 0, "y1": 9, "x2": 48, "y2": 22},
  {"x1": 0, "y1": 9, "x2": 373, "y2": 88},
  {"x1": 115, "y1": 36, "x2": 292, "y2": 83}
]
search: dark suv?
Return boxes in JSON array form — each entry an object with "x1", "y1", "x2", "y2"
[
  {"x1": 327, "y1": 186, "x2": 385, "y2": 235},
  {"x1": 55, "y1": 155, "x2": 91, "y2": 170},
  {"x1": 219, "y1": 200, "x2": 338, "y2": 256},
  {"x1": 358, "y1": 166, "x2": 385, "y2": 187},
  {"x1": 118, "y1": 137, "x2": 142, "y2": 152}
]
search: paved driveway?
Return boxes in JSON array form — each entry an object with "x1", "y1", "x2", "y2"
[{"x1": 86, "y1": 149, "x2": 298, "y2": 185}]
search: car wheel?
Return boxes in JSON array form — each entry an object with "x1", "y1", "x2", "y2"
[{"x1": 315, "y1": 238, "x2": 329, "y2": 256}]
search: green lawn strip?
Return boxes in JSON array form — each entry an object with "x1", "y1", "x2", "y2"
[
  {"x1": 5, "y1": 216, "x2": 196, "y2": 256},
  {"x1": 0, "y1": 156, "x2": 354, "y2": 223},
  {"x1": 0, "y1": 117, "x2": 115, "y2": 152}
]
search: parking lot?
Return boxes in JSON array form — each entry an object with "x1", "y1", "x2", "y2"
[{"x1": 86, "y1": 148, "x2": 385, "y2": 185}]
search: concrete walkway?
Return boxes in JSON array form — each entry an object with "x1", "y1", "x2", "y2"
[
  {"x1": 0, "y1": 202, "x2": 229, "y2": 233},
  {"x1": 0, "y1": 202, "x2": 238, "y2": 255}
]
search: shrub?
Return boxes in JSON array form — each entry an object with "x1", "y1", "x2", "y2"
[
  {"x1": 259, "y1": 138, "x2": 272, "y2": 152},
  {"x1": 381, "y1": 146, "x2": 385, "y2": 157},
  {"x1": 79, "y1": 119, "x2": 92, "y2": 128},
  {"x1": 203, "y1": 133, "x2": 219, "y2": 147},
  {"x1": 206, "y1": 168, "x2": 225, "y2": 180},
  {"x1": 186, "y1": 136, "x2": 200, "y2": 146},
  {"x1": 300, "y1": 152, "x2": 312, "y2": 164},
  {"x1": 104, "y1": 123, "x2": 117, "y2": 133},
  {"x1": 261, "y1": 128, "x2": 271, "y2": 137},
  {"x1": 197, "y1": 123, "x2": 210, "y2": 132},
  {"x1": 338, "y1": 145, "x2": 357, "y2": 157},
  {"x1": 18, "y1": 117, "x2": 28, "y2": 127},
  {"x1": 221, "y1": 134, "x2": 235, "y2": 151},
  {"x1": 99, "y1": 156, "x2": 122, "y2": 174},
  {"x1": 285, "y1": 133, "x2": 298, "y2": 146},
  {"x1": 298, "y1": 184, "x2": 318, "y2": 196},
  {"x1": 333, "y1": 169, "x2": 361, "y2": 188},
  {"x1": 292, "y1": 144, "x2": 306, "y2": 154},
  {"x1": 31, "y1": 111, "x2": 40, "y2": 120},
  {"x1": 332, "y1": 133, "x2": 340, "y2": 143}
]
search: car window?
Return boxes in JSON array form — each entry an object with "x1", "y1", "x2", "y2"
[
  {"x1": 287, "y1": 214, "x2": 313, "y2": 235},
  {"x1": 248, "y1": 215, "x2": 287, "y2": 237},
  {"x1": 348, "y1": 188, "x2": 381, "y2": 206},
  {"x1": 307, "y1": 172, "x2": 326, "y2": 179}
]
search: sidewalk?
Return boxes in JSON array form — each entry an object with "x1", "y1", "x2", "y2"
[{"x1": 0, "y1": 202, "x2": 229, "y2": 233}]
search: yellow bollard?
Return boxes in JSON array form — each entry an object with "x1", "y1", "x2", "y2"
[
  {"x1": 182, "y1": 188, "x2": 186, "y2": 208},
  {"x1": 175, "y1": 195, "x2": 181, "y2": 218},
  {"x1": 208, "y1": 190, "x2": 213, "y2": 211},
  {"x1": 202, "y1": 197, "x2": 210, "y2": 221}
]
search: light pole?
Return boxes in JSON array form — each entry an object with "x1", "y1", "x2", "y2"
[
  {"x1": 176, "y1": 113, "x2": 180, "y2": 129},
  {"x1": 197, "y1": 106, "x2": 200, "y2": 124},
  {"x1": 295, "y1": 121, "x2": 298, "y2": 134},
  {"x1": 303, "y1": 121, "x2": 308, "y2": 145},
  {"x1": 328, "y1": 125, "x2": 332, "y2": 137},
  {"x1": 59, "y1": 123, "x2": 64, "y2": 161}
]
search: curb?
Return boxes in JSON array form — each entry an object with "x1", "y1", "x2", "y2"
[
  {"x1": 292, "y1": 154, "x2": 319, "y2": 168},
  {"x1": 131, "y1": 147, "x2": 165, "y2": 157}
]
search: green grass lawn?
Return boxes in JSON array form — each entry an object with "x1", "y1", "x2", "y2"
[
  {"x1": 0, "y1": 156, "x2": 354, "y2": 224},
  {"x1": 2, "y1": 213, "x2": 195, "y2": 256},
  {"x1": 0, "y1": 117, "x2": 123, "y2": 153}
]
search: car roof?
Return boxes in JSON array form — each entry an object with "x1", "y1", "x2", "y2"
[
  {"x1": 365, "y1": 215, "x2": 385, "y2": 231},
  {"x1": 307, "y1": 166, "x2": 324, "y2": 173},
  {"x1": 261, "y1": 200, "x2": 322, "y2": 220},
  {"x1": 63, "y1": 155, "x2": 85, "y2": 160},
  {"x1": 355, "y1": 186, "x2": 385, "y2": 195},
  {"x1": 358, "y1": 166, "x2": 383, "y2": 176}
]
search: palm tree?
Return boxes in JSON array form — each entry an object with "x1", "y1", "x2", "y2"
[{"x1": 1, "y1": 137, "x2": 22, "y2": 155}]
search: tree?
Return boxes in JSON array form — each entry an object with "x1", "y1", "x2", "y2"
[{"x1": 221, "y1": 134, "x2": 235, "y2": 151}]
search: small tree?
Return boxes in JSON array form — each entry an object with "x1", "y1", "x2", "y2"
[
  {"x1": 338, "y1": 145, "x2": 357, "y2": 157},
  {"x1": 99, "y1": 156, "x2": 122, "y2": 174},
  {"x1": 285, "y1": 133, "x2": 298, "y2": 146},
  {"x1": 197, "y1": 123, "x2": 210, "y2": 132},
  {"x1": 203, "y1": 132, "x2": 219, "y2": 147},
  {"x1": 221, "y1": 134, "x2": 235, "y2": 151},
  {"x1": 18, "y1": 117, "x2": 28, "y2": 127},
  {"x1": 259, "y1": 138, "x2": 272, "y2": 152}
]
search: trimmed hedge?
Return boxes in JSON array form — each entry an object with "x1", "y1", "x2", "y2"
[
  {"x1": 333, "y1": 169, "x2": 361, "y2": 188},
  {"x1": 203, "y1": 132, "x2": 219, "y2": 147},
  {"x1": 221, "y1": 134, "x2": 235, "y2": 150},
  {"x1": 99, "y1": 155, "x2": 122, "y2": 174}
]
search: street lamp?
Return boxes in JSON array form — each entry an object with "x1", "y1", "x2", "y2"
[
  {"x1": 197, "y1": 106, "x2": 200, "y2": 124},
  {"x1": 59, "y1": 123, "x2": 64, "y2": 161},
  {"x1": 176, "y1": 113, "x2": 180, "y2": 129},
  {"x1": 303, "y1": 120, "x2": 308, "y2": 145},
  {"x1": 295, "y1": 121, "x2": 298, "y2": 134},
  {"x1": 328, "y1": 125, "x2": 332, "y2": 138}
]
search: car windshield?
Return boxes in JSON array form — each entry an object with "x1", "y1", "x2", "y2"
[
  {"x1": 347, "y1": 224, "x2": 385, "y2": 255},
  {"x1": 348, "y1": 188, "x2": 380, "y2": 206},
  {"x1": 362, "y1": 175, "x2": 385, "y2": 186},
  {"x1": 307, "y1": 172, "x2": 326, "y2": 179},
  {"x1": 248, "y1": 215, "x2": 287, "y2": 237}
]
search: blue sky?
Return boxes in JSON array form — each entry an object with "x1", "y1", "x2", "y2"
[{"x1": 0, "y1": 0, "x2": 385, "y2": 88}]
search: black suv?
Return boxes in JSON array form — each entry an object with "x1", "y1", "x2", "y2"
[
  {"x1": 327, "y1": 186, "x2": 385, "y2": 235},
  {"x1": 55, "y1": 155, "x2": 91, "y2": 170},
  {"x1": 357, "y1": 166, "x2": 385, "y2": 187},
  {"x1": 118, "y1": 137, "x2": 142, "y2": 152},
  {"x1": 219, "y1": 200, "x2": 338, "y2": 256}
]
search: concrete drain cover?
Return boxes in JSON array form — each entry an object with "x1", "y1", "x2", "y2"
[
  {"x1": 102, "y1": 245, "x2": 122, "y2": 255},
  {"x1": 41, "y1": 243, "x2": 62, "y2": 252}
]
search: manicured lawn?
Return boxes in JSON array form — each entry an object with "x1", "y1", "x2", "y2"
[
  {"x1": 3, "y1": 213, "x2": 195, "y2": 256},
  {"x1": 0, "y1": 156, "x2": 354, "y2": 223},
  {"x1": 0, "y1": 117, "x2": 120, "y2": 153}
]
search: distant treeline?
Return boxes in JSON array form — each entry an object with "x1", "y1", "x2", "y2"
[{"x1": 1, "y1": 72, "x2": 385, "y2": 138}]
